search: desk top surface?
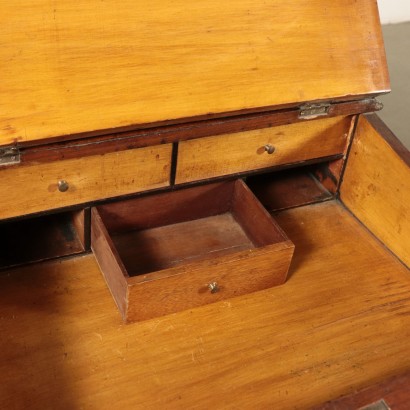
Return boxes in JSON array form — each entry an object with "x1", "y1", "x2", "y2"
[{"x1": 1, "y1": 200, "x2": 409, "y2": 409}]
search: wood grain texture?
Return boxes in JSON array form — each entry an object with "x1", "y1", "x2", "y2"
[
  {"x1": 247, "y1": 168, "x2": 333, "y2": 212},
  {"x1": 176, "y1": 116, "x2": 353, "y2": 183},
  {"x1": 112, "y1": 214, "x2": 257, "y2": 276},
  {"x1": 340, "y1": 114, "x2": 410, "y2": 267},
  {"x1": 0, "y1": 144, "x2": 171, "y2": 220},
  {"x1": 125, "y1": 242, "x2": 294, "y2": 323},
  {"x1": 18, "y1": 98, "x2": 382, "y2": 157},
  {"x1": 91, "y1": 207, "x2": 129, "y2": 319},
  {"x1": 1, "y1": 201, "x2": 410, "y2": 409},
  {"x1": 71, "y1": 210, "x2": 86, "y2": 249},
  {"x1": 316, "y1": 371, "x2": 410, "y2": 410},
  {"x1": 92, "y1": 179, "x2": 293, "y2": 322},
  {"x1": 232, "y1": 179, "x2": 287, "y2": 245},
  {"x1": 0, "y1": 1, "x2": 389, "y2": 146},
  {"x1": 314, "y1": 114, "x2": 359, "y2": 194},
  {"x1": 95, "y1": 181, "x2": 235, "y2": 233}
]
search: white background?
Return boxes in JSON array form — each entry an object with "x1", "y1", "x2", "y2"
[{"x1": 378, "y1": 0, "x2": 410, "y2": 24}]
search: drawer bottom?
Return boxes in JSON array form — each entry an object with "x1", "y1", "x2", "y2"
[{"x1": 112, "y1": 213, "x2": 256, "y2": 277}]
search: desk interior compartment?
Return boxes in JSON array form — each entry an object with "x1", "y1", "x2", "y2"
[
  {"x1": 0, "y1": 209, "x2": 87, "y2": 270},
  {"x1": 246, "y1": 164, "x2": 336, "y2": 212},
  {"x1": 91, "y1": 180, "x2": 294, "y2": 322}
]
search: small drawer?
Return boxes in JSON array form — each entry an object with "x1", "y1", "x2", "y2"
[
  {"x1": 175, "y1": 116, "x2": 352, "y2": 184},
  {"x1": 0, "y1": 144, "x2": 172, "y2": 220},
  {"x1": 91, "y1": 180, "x2": 294, "y2": 322}
]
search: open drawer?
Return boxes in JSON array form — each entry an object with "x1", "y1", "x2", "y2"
[{"x1": 91, "y1": 180, "x2": 294, "y2": 322}]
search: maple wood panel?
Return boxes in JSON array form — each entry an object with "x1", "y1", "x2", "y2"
[
  {"x1": 1, "y1": 0, "x2": 389, "y2": 146},
  {"x1": 0, "y1": 144, "x2": 172, "y2": 219},
  {"x1": 176, "y1": 116, "x2": 353, "y2": 183},
  {"x1": 340, "y1": 115, "x2": 410, "y2": 267},
  {"x1": 1, "y1": 202, "x2": 410, "y2": 408}
]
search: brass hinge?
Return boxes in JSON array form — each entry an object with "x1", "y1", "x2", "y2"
[
  {"x1": 0, "y1": 146, "x2": 21, "y2": 166},
  {"x1": 299, "y1": 103, "x2": 331, "y2": 119}
]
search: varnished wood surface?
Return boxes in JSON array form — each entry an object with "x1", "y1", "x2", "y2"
[
  {"x1": 317, "y1": 371, "x2": 410, "y2": 409},
  {"x1": 247, "y1": 168, "x2": 333, "y2": 212},
  {"x1": 1, "y1": 1, "x2": 389, "y2": 146},
  {"x1": 94, "y1": 181, "x2": 235, "y2": 233},
  {"x1": 92, "y1": 180, "x2": 293, "y2": 322},
  {"x1": 112, "y1": 214, "x2": 256, "y2": 276},
  {"x1": 16, "y1": 99, "x2": 380, "y2": 157},
  {"x1": 176, "y1": 116, "x2": 352, "y2": 183},
  {"x1": 340, "y1": 115, "x2": 410, "y2": 267},
  {"x1": 126, "y1": 241, "x2": 293, "y2": 323},
  {"x1": 0, "y1": 144, "x2": 172, "y2": 220},
  {"x1": 1, "y1": 201, "x2": 410, "y2": 408}
]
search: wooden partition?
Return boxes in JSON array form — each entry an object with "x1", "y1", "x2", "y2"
[{"x1": 340, "y1": 114, "x2": 410, "y2": 267}]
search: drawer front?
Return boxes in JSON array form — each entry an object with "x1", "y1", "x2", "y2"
[
  {"x1": 0, "y1": 144, "x2": 172, "y2": 219},
  {"x1": 176, "y1": 116, "x2": 352, "y2": 184},
  {"x1": 126, "y1": 243, "x2": 294, "y2": 322}
]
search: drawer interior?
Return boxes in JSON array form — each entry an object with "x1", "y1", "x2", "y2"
[
  {"x1": 93, "y1": 180, "x2": 288, "y2": 277},
  {"x1": 91, "y1": 179, "x2": 294, "y2": 322},
  {"x1": 0, "y1": 210, "x2": 87, "y2": 270},
  {"x1": 112, "y1": 213, "x2": 255, "y2": 277}
]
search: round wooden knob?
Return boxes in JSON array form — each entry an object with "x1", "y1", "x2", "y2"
[
  {"x1": 264, "y1": 144, "x2": 275, "y2": 154},
  {"x1": 208, "y1": 282, "x2": 219, "y2": 294},
  {"x1": 58, "y1": 180, "x2": 69, "y2": 192}
]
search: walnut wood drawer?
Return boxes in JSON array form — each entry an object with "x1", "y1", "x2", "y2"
[
  {"x1": 91, "y1": 180, "x2": 294, "y2": 323},
  {"x1": 0, "y1": 144, "x2": 172, "y2": 220},
  {"x1": 175, "y1": 116, "x2": 353, "y2": 184}
]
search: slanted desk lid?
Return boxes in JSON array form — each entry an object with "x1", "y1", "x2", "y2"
[{"x1": 1, "y1": 0, "x2": 389, "y2": 147}]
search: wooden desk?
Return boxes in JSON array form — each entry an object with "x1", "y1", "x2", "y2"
[{"x1": 1, "y1": 201, "x2": 409, "y2": 409}]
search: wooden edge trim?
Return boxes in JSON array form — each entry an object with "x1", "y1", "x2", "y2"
[
  {"x1": 232, "y1": 179, "x2": 291, "y2": 246},
  {"x1": 71, "y1": 210, "x2": 86, "y2": 251},
  {"x1": 16, "y1": 96, "x2": 383, "y2": 148},
  {"x1": 170, "y1": 142, "x2": 179, "y2": 186},
  {"x1": 18, "y1": 99, "x2": 382, "y2": 165},
  {"x1": 334, "y1": 114, "x2": 361, "y2": 194},
  {"x1": 83, "y1": 207, "x2": 91, "y2": 251},
  {"x1": 91, "y1": 208, "x2": 129, "y2": 278},
  {"x1": 90, "y1": 207, "x2": 129, "y2": 320}
]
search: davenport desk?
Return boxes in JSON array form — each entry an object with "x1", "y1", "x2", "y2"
[{"x1": 0, "y1": 1, "x2": 409, "y2": 408}]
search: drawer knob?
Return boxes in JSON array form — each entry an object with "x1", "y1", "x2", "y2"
[
  {"x1": 264, "y1": 144, "x2": 275, "y2": 154},
  {"x1": 58, "y1": 180, "x2": 69, "y2": 192},
  {"x1": 208, "y1": 282, "x2": 219, "y2": 294}
]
